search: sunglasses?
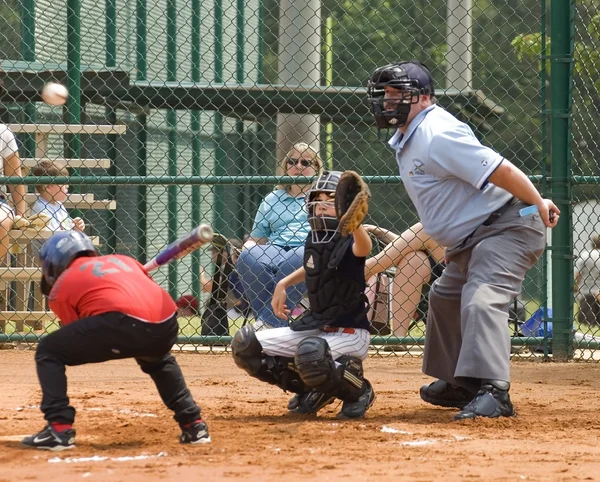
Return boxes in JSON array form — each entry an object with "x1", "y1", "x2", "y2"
[{"x1": 286, "y1": 158, "x2": 314, "y2": 168}]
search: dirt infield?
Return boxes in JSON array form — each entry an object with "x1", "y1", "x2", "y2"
[{"x1": 1, "y1": 350, "x2": 600, "y2": 482}]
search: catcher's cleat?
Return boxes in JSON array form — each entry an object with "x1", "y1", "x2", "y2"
[
  {"x1": 420, "y1": 379, "x2": 476, "y2": 409},
  {"x1": 180, "y1": 420, "x2": 211, "y2": 444},
  {"x1": 288, "y1": 390, "x2": 335, "y2": 414},
  {"x1": 454, "y1": 380, "x2": 515, "y2": 421},
  {"x1": 22, "y1": 424, "x2": 76, "y2": 451},
  {"x1": 337, "y1": 380, "x2": 376, "y2": 419}
]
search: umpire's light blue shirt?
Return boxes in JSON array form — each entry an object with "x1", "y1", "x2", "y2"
[
  {"x1": 389, "y1": 104, "x2": 513, "y2": 249},
  {"x1": 250, "y1": 189, "x2": 309, "y2": 247}
]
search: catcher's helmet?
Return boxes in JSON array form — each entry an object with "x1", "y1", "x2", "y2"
[
  {"x1": 367, "y1": 61, "x2": 435, "y2": 128},
  {"x1": 306, "y1": 171, "x2": 342, "y2": 243},
  {"x1": 39, "y1": 231, "x2": 99, "y2": 295}
]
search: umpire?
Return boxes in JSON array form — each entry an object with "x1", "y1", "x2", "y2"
[{"x1": 366, "y1": 61, "x2": 560, "y2": 420}]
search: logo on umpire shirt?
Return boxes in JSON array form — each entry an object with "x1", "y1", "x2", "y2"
[
  {"x1": 409, "y1": 159, "x2": 425, "y2": 176},
  {"x1": 306, "y1": 255, "x2": 315, "y2": 270}
]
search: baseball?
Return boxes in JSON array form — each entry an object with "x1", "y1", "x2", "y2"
[{"x1": 41, "y1": 82, "x2": 69, "y2": 106}]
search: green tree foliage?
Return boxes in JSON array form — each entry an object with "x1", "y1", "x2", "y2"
[
  {"x1": 0, "y1": 0, "x2": 22, "y2": 61},
  {"x1": 512, "y1": 7, "x2": 600, "y2": 179}
]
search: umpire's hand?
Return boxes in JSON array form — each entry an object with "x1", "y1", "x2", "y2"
[{"x1": 538, "y1": 199, "x2": 560, "y2": 228}]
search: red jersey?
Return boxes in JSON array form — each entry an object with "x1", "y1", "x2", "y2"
[{"x1": 48, "y1": 254, "x2": 177, "y2": 326}]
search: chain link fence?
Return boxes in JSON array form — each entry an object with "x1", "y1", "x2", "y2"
[{"x1": 0, "y1": 0, "x2": 589, "y2": 359}]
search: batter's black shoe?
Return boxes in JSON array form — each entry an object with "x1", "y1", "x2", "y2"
[
  {"x1": 22, "y1": 425, "x2": 76, "y2": 451},
  {"x1": 337, "y1": 380, "x2": 376, "y2": 419},
  {"x1": 288, "y1": 390, "x2": 335, "y2": 414},
  {"x1": 454, "y1": 380, "x2": 515, "y2": 421},
  {"x1": 420, "y1": 379, "x2": 477, "y2": 409},
  {"x1": 180, "y1": 420, "x2": 211, "y2": 444}
]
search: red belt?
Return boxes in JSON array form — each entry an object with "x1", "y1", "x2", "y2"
[{"x1": 320, "y1": 326, "x2": 356, "y2": 335}]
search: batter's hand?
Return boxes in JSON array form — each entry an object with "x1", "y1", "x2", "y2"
[
  {"x1": 537, "y1": 199, "x2": 560, "y2": 228},
  {"x1": 271, "y1": 281, "x2": 291, "y2": 320}
]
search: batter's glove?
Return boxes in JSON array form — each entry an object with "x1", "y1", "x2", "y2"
[{"x1": 335, "y1": 170, "x2": 371, "y2": 236}]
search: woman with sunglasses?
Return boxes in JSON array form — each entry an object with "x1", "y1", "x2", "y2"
[{"x1": 237, "y1": 142, "x2": 323, "y2": 330}]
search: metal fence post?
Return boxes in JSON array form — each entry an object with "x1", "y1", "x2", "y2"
[{"x1": 549, "y1": 0, "x2": 575, "y2": 360}]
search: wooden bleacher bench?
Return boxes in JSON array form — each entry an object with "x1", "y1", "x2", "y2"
[
  {"x1": 22, "y1": 158, "x2": 112, "y2": 169},
  {"x1": 23, "y1": 193, "x2": 116, "y2": 211},
  {"x1": 8, "y1": 124, "x2": 127, "y2": 135}
]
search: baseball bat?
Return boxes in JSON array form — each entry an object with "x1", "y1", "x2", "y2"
[{"x1": 143, "y1": 223, "x2": 214, "y2": 273}]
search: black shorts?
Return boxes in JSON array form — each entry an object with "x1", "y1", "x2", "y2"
[{"x1": 414, "y1": 255, "x2": 445, "y2": 323}]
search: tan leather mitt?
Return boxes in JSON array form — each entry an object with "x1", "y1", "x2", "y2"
[
  {"x1": 27, "y1": 213, "x2": 52, "y2": 230},
  {"x1": 12, "y1": 215, "x2": 31, "y2": 230},
  {"x1": 334, "y1": 170, "x2": 371, "y2": 236}
]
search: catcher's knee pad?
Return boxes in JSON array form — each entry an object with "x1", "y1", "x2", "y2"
[
  {"x1": 232, "y1": 325, "x2": 305, "y2": 393},
  {"x1": 295, "y1": 337, "x2": 339, "y2": 393},
  {"x1": 231, "y1": 325, "x2": 263, "y2": 376},
  {"x1": 295, "y1": 338, "x2": 366, "y2": 401}
]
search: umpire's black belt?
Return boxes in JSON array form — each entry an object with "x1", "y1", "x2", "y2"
[
  {"x1": 482, "y1": 196, "x2": 519, "y2": 226},
  {"x1": 457, "y1": 196, "x2": 520, "y2": 250}
]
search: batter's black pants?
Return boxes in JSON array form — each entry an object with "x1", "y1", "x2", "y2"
[{"x1": 35, "y1": 312, "x2": 201, "y2": 426}]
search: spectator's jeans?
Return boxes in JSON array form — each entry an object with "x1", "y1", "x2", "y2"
[{"x1": 237, "y1": 244, "x2": 306, "y2": 327}]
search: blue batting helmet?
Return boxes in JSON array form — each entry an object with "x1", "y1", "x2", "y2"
[{"x1": 39, "y1": 231, "x2": 99, "y2": 295}]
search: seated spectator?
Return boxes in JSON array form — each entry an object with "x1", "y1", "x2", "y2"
[
  {"x1": 0, "y1": 124, "x2": 27, "y2": 261},
  {"x1": 364, "y1": 223, "x2": 445, "y2": 349},
  {"x1": 176, "y1": 294, "x2": 200, "y2": 317},
  {"x1": 31, "y1": 160, "x2": 85, "y2": 232},
  {"x1": 237, "y1": 142, "x2": 323, "y2": 330},
  {"x1": 200, "y1": 237, "x2": 251, "y2": 319},
  {"x1": 575, "y1": 234, "x2": 600, "y2": 326}
]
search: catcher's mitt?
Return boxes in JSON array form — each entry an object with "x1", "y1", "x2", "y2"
[
  {"x1": 12, "y1": 215, "x2": 31, "y2": 230},
  {"x1": 335, "y1": 170, "x2": 371, "y2": 236},
  {"x1": 27, "y1": 213, "x2": 52, "y2": 230}
]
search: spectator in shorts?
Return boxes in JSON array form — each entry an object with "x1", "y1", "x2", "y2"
[
  {"x1": 237, "y1": 142, "x2": 323, "y2": 330},
  {"x1": 365, "y1": 223, "x2": 445, "y2": 349},
  {"x1": 575, "y1": 234, "x2": 600, "y2": 326},
  {"x1": 0, "y1": 124, "x2": 27, "y2": 260}
]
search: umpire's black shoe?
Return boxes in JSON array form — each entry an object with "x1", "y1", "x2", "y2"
[
  {"x1": 337, "y1": 380, "x2": 376, "y2": 419},
  {"x1": 454, "y1": 380, "x2": 515, "y2": 421},
  {"x1": 22, "y1": 425, "x2": 76, "y2": 451},
  {"x1": 288, "y1": 390, "x2": 335, "y2": 414},
  {"x1": 180, "y1": 420, "x2": 211, "y2": 444},
  {"x1": 420, "y1": 379, "x2": 476, "y2": 409}
]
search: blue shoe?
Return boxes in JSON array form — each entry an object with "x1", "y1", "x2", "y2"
[{"x1": 22, "y1": 425, "x2": 76, "y2": 451}]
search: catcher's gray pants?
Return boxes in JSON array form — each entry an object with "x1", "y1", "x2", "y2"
[{"x1": 422, "y1": 201, "x2": 546, "y2": 392}]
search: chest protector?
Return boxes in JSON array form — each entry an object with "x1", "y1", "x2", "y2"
[{"x1": 291, "y1": 234, "x2": 368, "y2": 332}]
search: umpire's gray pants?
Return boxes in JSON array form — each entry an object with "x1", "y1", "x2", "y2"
[{"x1": 422, "y1": 202, "x2": 546, "y2": 392}]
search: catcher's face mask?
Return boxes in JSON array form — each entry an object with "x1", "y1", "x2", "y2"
[
  {"x1": 368, "y1": 62, "x2": 434, "y2": 128},
  {"x1": 306, "y1": 171, "x2": 342, "y2": 244}
]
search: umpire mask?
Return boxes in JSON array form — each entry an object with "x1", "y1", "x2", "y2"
[
  {"x1": 367, "y1": 61, "x2": 435, "y2": 128},
  {"x1": 306, "y1": 171, "x2": 342, "y2": 244}
]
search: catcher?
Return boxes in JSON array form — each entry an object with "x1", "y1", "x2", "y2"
[{"x1": 231, "y1": 170, "x2": 376, "y2": 418}]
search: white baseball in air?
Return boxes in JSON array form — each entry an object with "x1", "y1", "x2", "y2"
[
  {"x1": 41, "y1": 82, "x2": 69, "y2": 106},
  {"x1": 198, "y1": 223, "x2": 214, "y2": 242}
]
